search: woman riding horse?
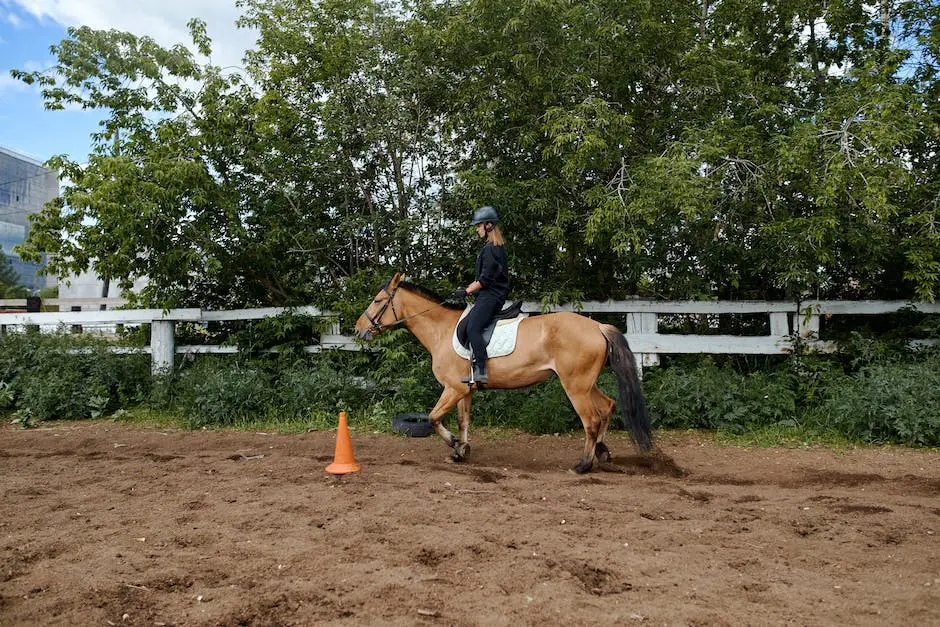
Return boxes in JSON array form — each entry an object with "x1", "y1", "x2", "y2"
[
  {"x1": 451, "y1": 206, "x2": 510, "y2": 387},
  {"x1": 355, "y1": 272, "x2": 654, "y2": 473}
]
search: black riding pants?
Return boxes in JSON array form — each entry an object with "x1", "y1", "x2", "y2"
[{"x1": 466, "y1": 291, "x2": 505, "y2": 362}]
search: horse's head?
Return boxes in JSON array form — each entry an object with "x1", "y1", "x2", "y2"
[{"x1": 354, "y1": 272, "x2": 405, "y2": 342}]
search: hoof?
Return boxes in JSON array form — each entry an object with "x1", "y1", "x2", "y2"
[
  {"x1": 573, "y1": 457, "x2": 594, "y2": 474},
  {"x1": 595, "y1": 442, "x2": 611, "y2": 463},
  {"x1": 452, "y1": 441, "x2": 471, "y2": 462}
]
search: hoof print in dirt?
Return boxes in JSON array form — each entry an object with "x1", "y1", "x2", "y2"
[{"x1": 392, "y1": 413, "x2": 435, "y2": 438}]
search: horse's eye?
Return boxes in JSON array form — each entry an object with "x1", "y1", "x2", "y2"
[{"x1": 373, "y1": 299, "x2": 382, "y2": 304}]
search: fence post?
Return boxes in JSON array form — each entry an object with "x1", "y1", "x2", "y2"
[
  {"x1": 626, "y1": 312, "x2": 659, "y2": 371},
  {"x1": 796, "y1": 306, "x2": 821, "y2": 339},
  {"x1": 70, "y1": 306, "x2": 83, "y2": 334},
  {"x1": 26, "y1": 296, "x2": 40, "y2": 334},
  {"x1": 769, "y1": 312, "x2": 789, "y2": 337},
  {"x1": 151, "y1": 320, "x2": 176, "y2": 375}
]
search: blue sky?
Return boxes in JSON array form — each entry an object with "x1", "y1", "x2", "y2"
[
  {"x1": 0, "y1": 1, "x2": 255, "y2": 164},
  {"x1": 0, "y1": 13, "x2": 97, "y2": 163}
]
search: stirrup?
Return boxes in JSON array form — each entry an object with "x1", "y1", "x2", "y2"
[
  {"x1": 461, "y1": 361, "x2": 487, "y2": 387},
  {"x1": 460, "y1": 362, "x2": 475, "y2": 386}
]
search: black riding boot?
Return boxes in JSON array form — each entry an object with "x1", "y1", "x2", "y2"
[{"x1": 472, "y1": 358, "x2": 488, "y2": 387}]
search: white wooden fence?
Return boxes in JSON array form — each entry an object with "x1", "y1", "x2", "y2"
[{"x1": 1, "y1": 298, "x2": 938, "y2": 376}]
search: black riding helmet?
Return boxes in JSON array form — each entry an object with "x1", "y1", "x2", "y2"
[{"x1": 471, "y1": 206, "x2": 500, "y2": 225}]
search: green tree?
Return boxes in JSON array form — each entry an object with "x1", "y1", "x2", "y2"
[
  {"x1": 14, "y1": 4, "x2": 464, "y2": 309},
  {"x1": 432, "y1": 0, "x2": 939, "y2": 302},
  {"x1": 237, "y1": 0, "x2": 461, "y2": 289},
  {"x1": 12, "y1": 0, "x2": 940, "y2": 308},
  {"x1": 429, "y1": 0, "x2": 697, "y2": 300},
  {"x1": 0, "y1": 253, "x2": 26, "y2": 297},
  {"x1": 13, "y1": 23, "x2": 259, "y2": 307}
]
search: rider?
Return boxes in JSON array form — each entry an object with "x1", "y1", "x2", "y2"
[{"x1": 452, "y1": 206, "x2": 510, "y2": 386}]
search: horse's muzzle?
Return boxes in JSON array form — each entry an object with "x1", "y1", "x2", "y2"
[{"x1": 357, "y1": 328, "x2": 374, "y2": 342}]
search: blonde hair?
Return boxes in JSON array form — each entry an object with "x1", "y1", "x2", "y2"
[{"x1": 487, "y1": 225, "x2": 505, "y2": 247}]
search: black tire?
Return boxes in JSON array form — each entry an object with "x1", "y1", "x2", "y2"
[{"x1": 392, "y1": 413, "x2": 435, "y2": 438}]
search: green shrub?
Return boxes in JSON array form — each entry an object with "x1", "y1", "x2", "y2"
[
  {"x1": 4, "y1": 326, "x2": 938, "y2": 448},
  {"x1": 0, "y1": 332, "x2": 43, "y2": 409},
  {"x1": 5, "y1": 337, "x2": 152, "y2": 421},
  {"x1": 20, "y1": 354, "x2": 99, "y2": 420},
  {"x1": 150, "y1": 353, "x2": 381, "y2": 429},
  {"x1": 272, "y1": 356, "x2": 377, "y2": 420},
  {"x1": 809, "y1": 353, "x2": 940, "y2": 446},
  {"x1": 226, "y1": 312, "x2": 332, "y2": 354},
  {"x1": 644, "y1": 359, "x2": 796, "y2": 433},
  {"x1": 159, "y1": 358, "x2": 273, "y2": 428}
]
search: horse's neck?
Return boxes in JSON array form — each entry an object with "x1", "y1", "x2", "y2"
[{"x1": 398, "y1": 292, "x2": 460, "y2": 353}]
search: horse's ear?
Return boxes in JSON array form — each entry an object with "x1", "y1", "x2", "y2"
[{"x1": 390, "y1": 272, "x2": 404, "y2": 288}]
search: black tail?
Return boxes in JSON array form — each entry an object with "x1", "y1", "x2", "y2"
[{"x1": 601, "y1": 324, "x2": 653, "y2": 453}]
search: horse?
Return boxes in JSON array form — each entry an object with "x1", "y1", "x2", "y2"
[{"x1": 354, "y1": 272, "x2": 653, "y2": 473}]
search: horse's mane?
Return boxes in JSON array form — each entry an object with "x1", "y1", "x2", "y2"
[{"x1": 384, "y1": 280, "x2": 465, "y2": 311}]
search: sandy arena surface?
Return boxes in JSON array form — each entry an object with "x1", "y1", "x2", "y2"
[{"x1": 1, "y1": 420, "x2": 938, "y2": 626}]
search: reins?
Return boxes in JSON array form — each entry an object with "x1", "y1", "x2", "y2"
[
  {"x1": 365, "y1": 284, "x2": 453, "y2": 334},
  {"x1": 372, "y1": 302, "x2": 450, "y2": 332}
]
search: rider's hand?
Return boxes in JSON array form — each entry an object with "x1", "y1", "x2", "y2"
[{"x1": 451, "y1": 287, "x2": 468, "y2": 301}]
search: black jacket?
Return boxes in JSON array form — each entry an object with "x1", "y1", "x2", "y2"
[{"x1": 474, "y1": 243, "x2": 510, "y2": 300}]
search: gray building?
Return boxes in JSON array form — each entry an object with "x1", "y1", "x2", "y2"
[{"x1": 0, "y1": 146, "x2": 59, "y2": 291}]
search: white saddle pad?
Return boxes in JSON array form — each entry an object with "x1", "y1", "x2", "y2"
[{"x1": 452, "y1": 306, "x2": 528, "y2": 360}]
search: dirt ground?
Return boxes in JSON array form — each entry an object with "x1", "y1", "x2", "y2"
[{"x1": 1, "y1": 421, "x2": 938, "y2": 626}]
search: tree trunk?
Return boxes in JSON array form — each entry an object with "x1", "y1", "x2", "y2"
[
  {"x1": 100, "y1": 276, "x2": 110, "y2": 311},
  {"x1": 700, "y1": 0, "x2": 709, "y2": 41},
  {"x1": 808, "y1": 16, "x2": 824, "y2": 94},
  {"x1": 880, "y1": 0, "x2": 891, "y2": 44}
]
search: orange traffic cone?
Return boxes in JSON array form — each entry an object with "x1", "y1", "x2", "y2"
[{"x1": 325, "y1": 411, "x2": 361, "y2": 475}]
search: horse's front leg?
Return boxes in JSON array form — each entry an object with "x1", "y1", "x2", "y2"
[
  {"x1": 428, "y1": 386, "x2": 468, "y2": 459},
  {"x1": 452, "y1": 394, "x2": 472, "y2": 462}
]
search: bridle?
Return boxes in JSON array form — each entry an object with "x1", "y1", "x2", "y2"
[
  {"x1": 363, "y1": 282, "x2": 402, "y2": 335},
  {"x1": 363, "y1": 283, "x2": 450, "y2": 337}
]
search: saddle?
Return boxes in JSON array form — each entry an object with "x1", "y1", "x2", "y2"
[{"x1": 452, "y1": 300, "x2": 527, "y2": 360}]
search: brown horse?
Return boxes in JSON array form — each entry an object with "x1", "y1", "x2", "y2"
[{"x1": 354, "y1": 272, "x2": 653, "y2": 472}]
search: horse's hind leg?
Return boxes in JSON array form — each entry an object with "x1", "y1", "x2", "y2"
[
  {"x1": 558, "y1": 376, "x2": 605, "y2": 473},
  {"x1": 592, "y1": 386, "x2": 616, "y2": 463}
]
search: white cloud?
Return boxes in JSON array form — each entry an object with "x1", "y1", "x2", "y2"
[
  {"x1": 8, "y1": 1, "x2": 257, "y2": 69},
  {"x1": 0, "y1": 59, "x2": 59, "y2": 102},
  {"x1": 18, "y1": 58, "x2": 52, "y2": 73},
  {"x1": 4, "y1": 10, "x2": 23, "y2": 27},
  {"x1": 0, "y1": 73, "x2": 27, "y2": 93}
]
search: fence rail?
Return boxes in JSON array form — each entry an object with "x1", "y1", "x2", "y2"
[{"x1": 1, "y1": 298, "x2": 938, "y2": 375}]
